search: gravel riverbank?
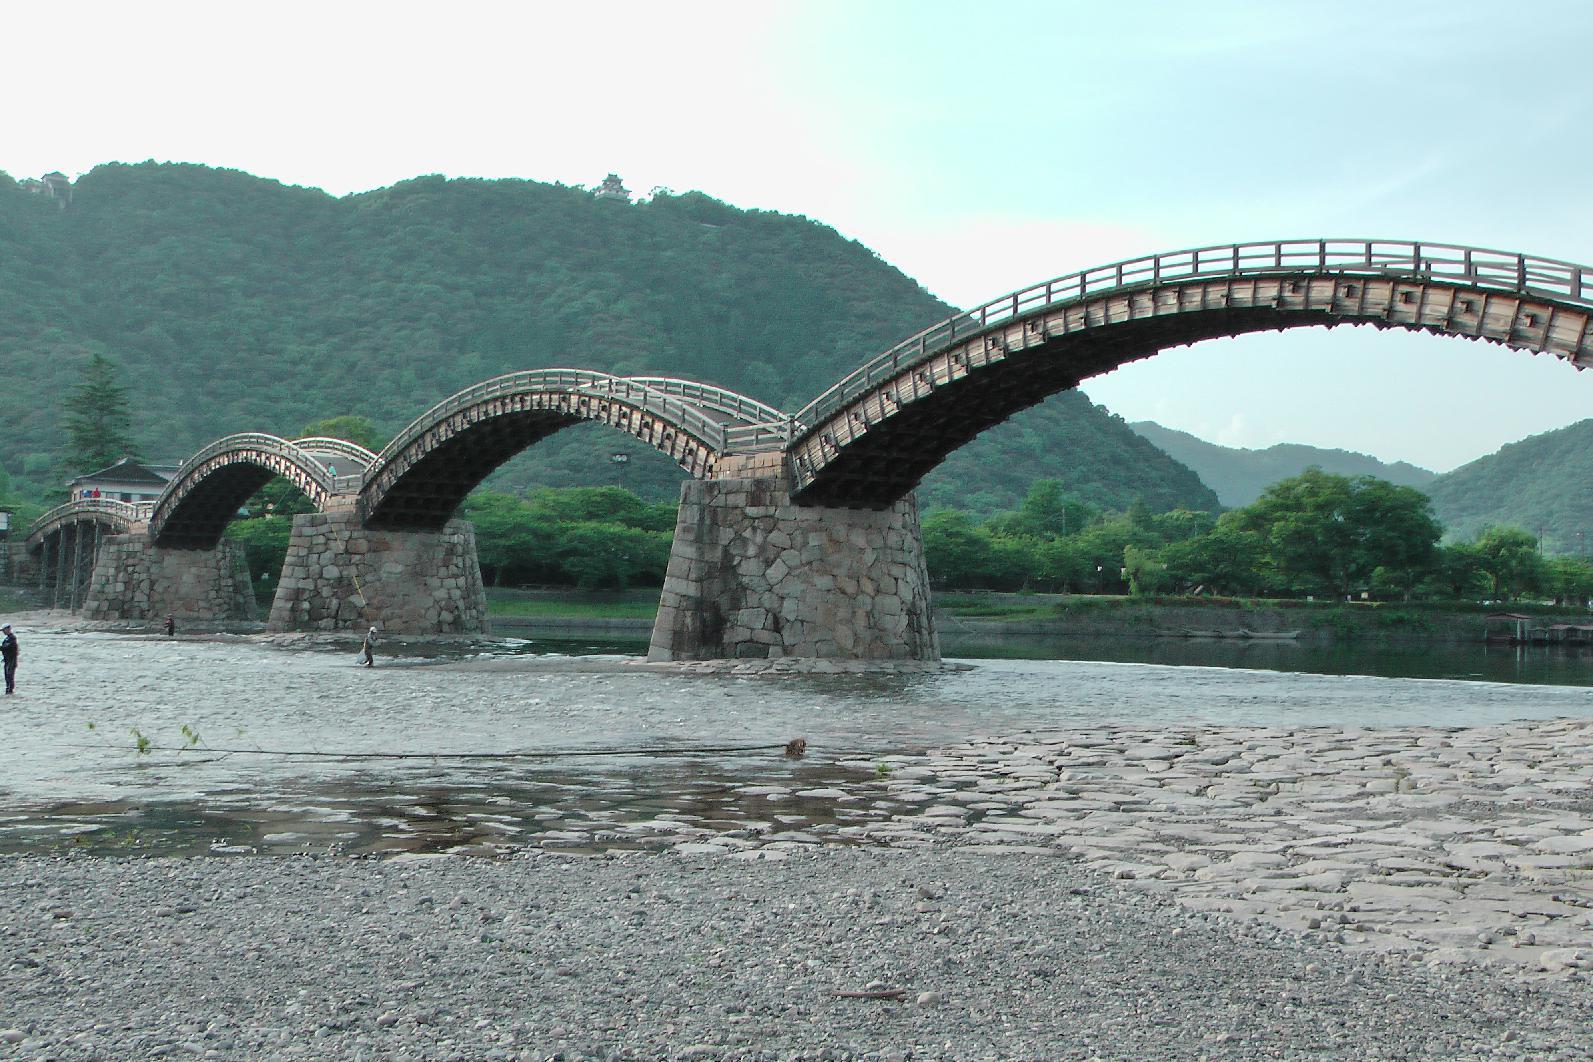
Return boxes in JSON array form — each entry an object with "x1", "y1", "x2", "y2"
[{"x1": 5, "y1": 846, "x2": 1592, "y2": 1061}]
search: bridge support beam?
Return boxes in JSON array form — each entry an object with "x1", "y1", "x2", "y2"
[
  {"x1": 267, "y1": 511, "x2": 489, "y2": 635},
  {"x1": 648, "y1": 468, "x2": 938, "y2": 662},
  {"x1": 82, "y1": 534, "x2": 256, "y2": 622}
]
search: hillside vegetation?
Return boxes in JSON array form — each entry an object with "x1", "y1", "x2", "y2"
[
  {"x1": 0, "y1": 163, "x2": 1216, "y2": 514},
  {"x1": 1130, "y1": 422, "x2": 1435, "y2": 508},
  {"x1": 1423, "y1": 419, "x2": 1593, "y2": 553}
]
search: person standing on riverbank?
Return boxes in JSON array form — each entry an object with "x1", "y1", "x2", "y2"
[
  {"x1": 1, "y1": 624, "x2": 17, "y2": 694},
  {"x1": 360, "y1": 626, "x2": 378, "y2": 668}
]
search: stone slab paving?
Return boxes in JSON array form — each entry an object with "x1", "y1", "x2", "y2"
[{"x1": 847, "y1": 718, "x2": 1593, "y2": 981}]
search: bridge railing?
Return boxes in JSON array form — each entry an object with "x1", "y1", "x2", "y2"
[
  {"x1": 722, "y1": 422, "x2": 798, "y2": 451},
  {"x1": 622, "y1": 377, "x2": 789, "y2": 427},
  {"x1": 26, "y1": 498, "x2": 152, "y2": 543},
  {"x1": 155, "y1": 434, "x2": 336, "y2": 512},
  {"x1": 372, "y1": 369, "x2": 736, "y2": 473},
  {"x1": 291, "y1": 437, "x2": 378, "y2": 472},
  {"x1": 793, "y1": 238, "x2": 1593, "y2": 431},
  {"x1": 573, "y1": 375, "x2": 733, "y2": 449}
]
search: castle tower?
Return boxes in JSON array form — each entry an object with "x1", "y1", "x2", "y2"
[{"x1": 595, "y1": 173, "x2": 631, "y2": 203}]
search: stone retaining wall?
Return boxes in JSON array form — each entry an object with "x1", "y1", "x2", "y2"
[
  {"x1": 82, "y1": 535, "x2": 256, "y2": 621},
  {"x1": 648, "y1": 476, "x2": 938, "y2": 661},
  {"x1": 266, "y1": 512, "x2": 488, "y2": 635}
]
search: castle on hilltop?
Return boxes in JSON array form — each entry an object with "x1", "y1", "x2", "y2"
[
  {"x1": 594, "y1": 173, "x2": 631, "y2": 203},
  {"x1": 17, "y1": 171, "x2": 72, "y2": 208}
]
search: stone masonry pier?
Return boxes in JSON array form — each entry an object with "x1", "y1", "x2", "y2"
[
  {"x1": 648, "y1": 462, "x2": 937, "y2": 662},
  {"x1": 267, "y1": 511, "x2": 488, "y2": 635},
  {"x1": 81, "y1": 534, "x2": 256, "y2": 622}
]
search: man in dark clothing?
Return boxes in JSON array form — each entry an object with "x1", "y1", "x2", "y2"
[{"x1": 1, "y1": 624, "x2": 17, "y2": 695}]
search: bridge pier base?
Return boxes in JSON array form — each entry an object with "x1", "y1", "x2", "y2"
[
  {"x1": 648, "y1": 473, "x2": 938, "y2": 661},
  {"x1": 267, "y1": 512, "x2": 489, "y2": 635},
  {"x1": 82, "y1": 534, "x2": 256, "y2": 622}
]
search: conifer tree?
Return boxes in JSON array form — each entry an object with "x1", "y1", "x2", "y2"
[{"x1": 63, "y1": 353, "x2": 138, "y2": 474}]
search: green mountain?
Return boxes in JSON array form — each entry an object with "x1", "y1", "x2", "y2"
[
  {"x1": 1129, "y1": 421, "x2": 1435, "y2": 508},
  {"x1": 1423, "y1": 419, "x2": 1593, "y2": 553},
  {"x1": 0, "y1": 162, "x2": 1215, "y2": 514}
]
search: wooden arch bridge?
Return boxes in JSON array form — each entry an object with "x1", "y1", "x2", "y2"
[{"x1": 20, "y1": 239, "x2": 1592, "y2": 659}]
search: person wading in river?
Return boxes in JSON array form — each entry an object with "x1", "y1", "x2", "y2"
[
  {"x1": 1, "y1": 624, "x2": 17, "y2": 695},
  {"x1": 359, "y1": 626, "x2": 378, "y2": 668}
]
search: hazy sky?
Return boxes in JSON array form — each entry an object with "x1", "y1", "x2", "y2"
[{"x1": 8, "y1": 0, "x2": 1593, "y2": 471}]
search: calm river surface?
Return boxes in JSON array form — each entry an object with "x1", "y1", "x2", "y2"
[{"x1": 1, "y1": 626, "x2": 1590, "y2": 856}]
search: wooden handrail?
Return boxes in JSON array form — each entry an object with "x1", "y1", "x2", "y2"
[{"x1": 792, "y1": 238, "x2": 1593, "y2": 433}]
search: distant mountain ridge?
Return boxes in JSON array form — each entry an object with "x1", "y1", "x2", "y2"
[
  {"x1": 1129, "y1": 422, "x2": 1436, "y2": 508},
  {"x1": 1423, "y1": 419, "x2": 1593, "y2": 553},
  {"x1": 0, "y1": 162, "x2": 1217, "y2": 515}
]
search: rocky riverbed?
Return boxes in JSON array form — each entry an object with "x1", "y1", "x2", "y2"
[
  {"x1": 853, "y1": 718, "x2": 1593, "y2": 982},
  {"x1": 3, "y1": 717, "x2": 1592, "y2": 1059},
  {"x1": 3, "y1": 847, "x2": 1591, "y2": 1061}
]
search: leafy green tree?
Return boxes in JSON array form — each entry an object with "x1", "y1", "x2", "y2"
[
  {"x1": 1471, "y1": 526, "x2": 1547, "y2": 601},
  {"x1": 985, "y1": 480, "x2": 1100, "y2": 540},
  {"x1": 1123, "y1": 544, "x2": 1167, "y2": 596},
  {"x1": 1229, "y1": 470, "x2": 1440, "y2": 597},
  {"x1": 459, "y1": 487, "x2": 676, "y2": 588},
  {"x1": 1419, "y1": 543, "x2": 1489, "y2": 601},
  {"x1": 1545, "y1": 556, "x2": 1593, "y2": 607},
  {"x1": 1158, "y1": 521, "x2": 1267, "y2": 596},
  {"x1": 1066, "y1": 515, "x2": 1156, "y2": 593},
  {"x1": 922, "y1": 509, "x2": 1032, "y2": 590},
  {"x1": 63, "y1": 353, "x2": 138, "y2": 473},
  {"x1": 1150, "y1": 508, "x2": 1217, "y2": 543},
  {"x1": 554, "y1": 522, "x2": 672, "y2": 590},
  {"x1": 524, "y1": 486, "x2": 676, "y2": 532},
  {"x1": 1033, "y1": 536, "x2": 1089, "y2": 592},
  {"x1": 223, "y1": 515, "x2": 293, "y2": 600},
  {"x1": 463, "y1": 493, "x2": 555, "y2": 586}
]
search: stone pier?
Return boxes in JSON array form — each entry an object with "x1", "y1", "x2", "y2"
[
  {"x1": 81, "y1": 534, "x2": 256, "y2": 622},
  {"x1": 648, "y1": 469, "x2": 938, "y2": 661},
  {"x1": 4, "y1": 543, "x2": 39, "y2": 588},
  {"x1": 267, "y1": 511, "x2": 488, "y2": 634}
]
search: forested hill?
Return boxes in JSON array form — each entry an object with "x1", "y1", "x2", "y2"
[
  {"x1": 1130, "y1": 422, "x2": 1435, "y2": 508},
  {"x1": 0, "y1": 162, "x2": 1215, "y2": 513},
  {"x1": 1423, "y1": 419, "x2": 1593, "y2": 553}
]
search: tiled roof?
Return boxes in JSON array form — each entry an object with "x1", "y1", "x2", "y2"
[{"x1": 70, "y1": 459, "x2": 174, "y2": 486}]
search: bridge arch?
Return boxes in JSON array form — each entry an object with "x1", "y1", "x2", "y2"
[
  {"x1": 785, "y1": 239, "x2": 1593, "y2": 507},
  {"x1": 150, "y1": 434, "x2": 337, "y2": 548},
  {"x1": 26, "y1": 498, "x2": 149, "y2": 552},
  {"x1": 359, "y1": 369, "x2": 776, "y2": 530}
]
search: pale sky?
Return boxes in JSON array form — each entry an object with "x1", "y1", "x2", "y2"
[{"x1": 7, "y1": 0, "x2": 1593, "y2": 472}]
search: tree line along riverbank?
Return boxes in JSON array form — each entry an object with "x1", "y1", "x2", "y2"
[{"x1": 235, "y1": 472, "x2": 1585, "y2": 613}]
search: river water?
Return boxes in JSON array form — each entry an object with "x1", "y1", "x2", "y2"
[{"x1": 1, "y1": 625, "x2": 1590, "y2": 857}]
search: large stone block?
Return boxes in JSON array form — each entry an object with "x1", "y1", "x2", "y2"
[
  {"x1": 266, "y1": 512, "x2": 488, "y2": 635},
  {"x1": 81, "y1": 535, "x2": 256, "y2": 623},
  {"x1": 647, "y1": 475, "x2": 937, "y2": 662}
]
